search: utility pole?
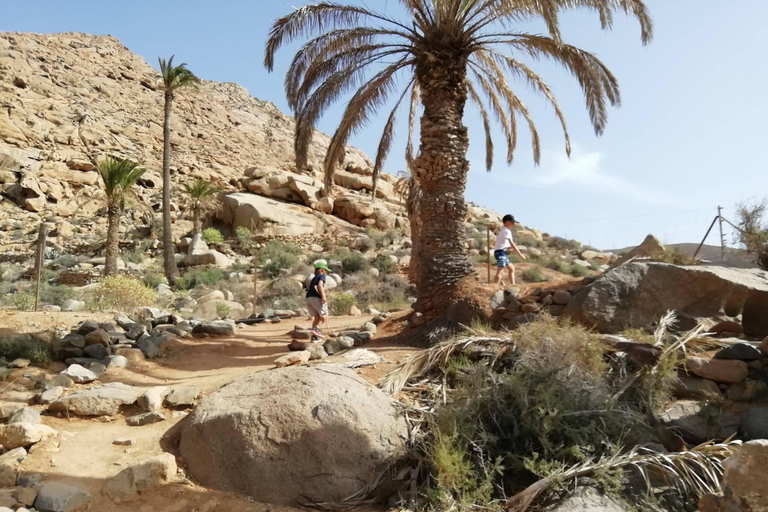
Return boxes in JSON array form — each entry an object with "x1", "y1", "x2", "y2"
[{"x1": 717, "y1": 205, "x2": 725, "y2": 262}]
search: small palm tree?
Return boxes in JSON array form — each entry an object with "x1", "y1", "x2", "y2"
[
  {"x1": 159, "y1": 55, "x2": 199, "y2": 284},
  {"x1": 97, "y1": 157, "x2": 145, "y2": 276},
  {"x1": 265, "y1": 0, "x2": 652, "y2": 320},
  {"x1": 182, "y1": 179, "x2": 221, "y2": 237}
]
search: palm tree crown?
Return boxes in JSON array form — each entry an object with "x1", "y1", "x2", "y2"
[
  {"x1": 182, "y1": 179, "x2": 221, "y2": 203},
  {"x1": 265, "y1": 0, "x2": 652, "y2": 190},
  {"x1": 159, "y1": 55, "x2": 199, "y2": 96},
  {"x1": 97, "y1": 157, "x2": 146, "y2": 209}
]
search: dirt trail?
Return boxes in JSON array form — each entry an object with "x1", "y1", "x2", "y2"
[{"x1": 0, "y1": 311, "x2": 419, "y2": 512}]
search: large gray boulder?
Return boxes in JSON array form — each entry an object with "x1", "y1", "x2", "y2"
[
  {"x1": 179, "y1": 365, "x2": 407, "y2": 505},
  {"x1": 563, "y1": 262, "x2": 768, "y2": 336},
  {"x1": 49, "y1": 383, "x2": 139, "y2": 416}
]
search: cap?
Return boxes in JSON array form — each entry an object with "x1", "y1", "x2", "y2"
[
  {"x1": 314, "y1": 260, "x2": 330, "y2": 271},
  {"x1": 502, "y1": 214, "x2": 516, "y2": 223}
]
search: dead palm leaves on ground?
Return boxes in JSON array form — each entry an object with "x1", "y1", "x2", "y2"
[{"x1": 505, "y1": 439, "x2": 741, "y2": 512}]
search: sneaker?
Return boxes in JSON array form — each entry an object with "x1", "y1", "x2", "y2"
[
  {"x1": 310, "y1": 335, "x2": 323, "y2": 344},
  {"x1": 312, "y1": 328, "x2": 325, "y2": 339}
]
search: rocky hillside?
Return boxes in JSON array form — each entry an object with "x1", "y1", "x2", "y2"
[{"x1": 0, "y1": 32, "x2": 434, "y2": 257}]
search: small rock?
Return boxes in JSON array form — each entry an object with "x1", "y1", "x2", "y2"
[
  {"x1": 8, "y1": 408, "x2": 40, "y2": 425},
  {"x1": 552, "y1": 290, "x2": 572, "y2": 305},
  {"x1": 164, "y1": 387, "x2": 200, "y2": 408},
  {"x1": 12, "y1": 487, "x2": 37, "y2": 507},
  {"x1": 104, "y1": 355, "x2": 129, "y2": 368},
  {"x1": 192, "y1": 320, "x2": 235, "y2": 336},
  {"x1": 490, "y1": 290, "x2": 505, "y2": 310},
  {"x1": 360, "y1": 322, "x2": 377, "y2": 334},
  {"x1": 727, "y1": 379, "x2": 768, "y2": 402},
  {"x1": 61, "y1": 364, "x2": 99, "y2": 384},
  {"x1": 0, "y1": 447, "x2": 27, "y2": 465},
  {"x1": 83, "y1": 344, "x2": 108, "y2": 360},
  {"x1": 0, "y1": 403, "x2": 23, "y2": 420},
  {"x1": 672, "y1": 376, "x2": 721, "y2": 399},
  {"x1": 0, "y1": 464, "x2": 16, "y2": 487},
  {"x1": 39, "y1": 387, "x2": 65, "y2": 404},
  {"x1": 0, "y1": 423, "x2": 57, "y2": 449},
  {"x1": 274, "y1": 351, "x2": 310, "y2": 368},
  {"x1": 45, "y1": 374, "x2": 74, "y2": 390},
  {"x1": 126, "y1": 411, "x2": 166, "y2": 426},
  {"x1": 305, "y1": 345, "x2": 328, "y2": 360},
  {"x1": 323, "y1": 338, "x2": 341, "y2": 355},
  {"x1": 740, "y1": 407, "x2": 768, "y2": 440},
  {"x1": 715, "y1": 343, "x2": 762, "y2": 362},
  {"x1": 104, "y1": 453, "x2": 176, "y2": 503},
  {"x1": 49, "y1": 382, "x2": 139, "y2": 416},
  {"x1": 75, "y1": 321, "x2": 99, "y2": 336},
  {"x1": 17, "y1": 473, "x2": 41, "y2": 488},
  {"x1": 33, "y1": 482, "x2": 91, "y2": 512},
  {"x1": 115, "y1": 348, "x2": 145, "y2": 363},
  {"x1": 137, "y1": 387, "x2": 169, "y2": 412},
  {"x1": 113, "y1": 438, "x2": 134, "y2": 446},
  {"x1": 349, "y1": 305, "x2": 361, "y2": 316},
  {"x1": 661, "y1": 400, "x2": 738, "y2": 444},
  {"x1": 337, "y1": 336, "x2": 355, "y2": 350},
  {"x1": 686, "y1": 356, "x2": 748, "y2": 384},
  {"x1": 84, "y1": 328, "x2": 109, "y2": 346},
  {"x1": 61, "y1": 333, "x2": 85, "y2": 348},
  {"x1": 9, "y1": 358, "x2": 30, "y2": 369}
]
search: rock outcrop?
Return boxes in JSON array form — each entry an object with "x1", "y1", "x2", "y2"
[
  {"x1": 179, "y1": 365, "x2": 408, "y2": 505},
  {"x1": 563, "y1": 262, "x2": 768, "y2": 336}
]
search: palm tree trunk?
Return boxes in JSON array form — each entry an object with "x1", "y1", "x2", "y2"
[
  {"x1": 192, "y1": 203, "x2": 202, "y2": 237},
  {"x1": 162, "y1": 92, "x2": 178, "y2": 284},
  {"x1": 410, "y1": 60, "x2": 476, "y2": 321},
  {"x1": 104, "y1": 206, "x2": 121, "y2": 277}
]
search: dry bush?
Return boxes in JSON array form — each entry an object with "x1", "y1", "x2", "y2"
[
  {"x1": 91, "y1": 276, "x2": 156, "y2": 311},
  {"x1": 343, "y1": 272, "x2": 413, "y2": 310}
]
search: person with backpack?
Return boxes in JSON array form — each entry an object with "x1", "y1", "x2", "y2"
[{"x1": 306, "y1": 260, "x2": 330, "y2": 342}]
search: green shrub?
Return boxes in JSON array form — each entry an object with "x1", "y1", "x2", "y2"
[
  {"x1": 202, "y1": 227, "x2": 224, "y2": 244},
  {"x1": 256, "y1": 277, "x2": 303, "y2": 309},
  {"x1": 92, "y1": 276, "x2": 157, "y2": 311},
  {"x1": 371, "y1": 255, "x2": 397, "y2": 275},
  {"x1": 545, "y1": 258, "x2": 571, "y2": 274},
  {"x1": 122, "y1": 242, "x2": 148, "y2": 264},
  {"x1": 570, "y1": 264, "x2": 591, "y2": 277},
  {"x1": 257, "y1": 240, "x2": 301, "y2": 277},
  {"x1": 0, "y1": 263, "x2": 25, "y2": 283},
  {"x1": 365, "y1": 228, "x2": 400, "y2": 249},
  {"x1": 142, "y1": 273, "x2": 166, "y2": 289},
  {"x1": 52, "y1": 254, "x2": 78, "y2": 269},
  {"x1": 341, "y1": 252, "x2": 369, "y2": 273},
  {"x1": 39, "y1": 284, "x2": 76, "y2": 307},
  {"x1": 13, "y1": 293, "x2": 35, "y2": 311},
  {"x1": 521, "y1": 268, "x2": 548, "y2": 283},
  {"x1": 547, "y1": 236, "x2": 582, "y2": 252},
  {"x1": 263, "y1": 253, "x2": 299, "y2": 278},
  {"x1": 329, "y1": 292, "x2": 358, "y2": 315},
  {"x1": 0, "y1": 335, "x2": 53, "y2": 366},
  {"x1": 216, "y1": 302, "x2": 232, "y2": 319},
  {"x1": 343, "y1": 272, "x2": 412, "y2": 311},
  {"x1": 235, "y1": 226, "x2": 253, "y2": 249},
  {"x1": 176, "y1": 268, "x2": 228, "y2": 290}
]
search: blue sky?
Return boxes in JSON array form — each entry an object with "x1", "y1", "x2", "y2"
[{"x1": 3, "y1": 0, "x2": 767, "y2": 249}]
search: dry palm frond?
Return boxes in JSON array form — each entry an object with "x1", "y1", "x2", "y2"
[
  {"x1": 505, "y1": 440, "x2": 741, "y2": 512},
  {"x1": 653, "y1": 309, "x2": 676, "y2": 347},
  {"x1": 380, "y1": 335, "x2": 511, "y2": 394}
]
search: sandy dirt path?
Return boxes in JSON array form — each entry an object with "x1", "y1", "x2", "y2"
[{"x1": 0, "y1": 311, "x2": 419, "y2": 512}]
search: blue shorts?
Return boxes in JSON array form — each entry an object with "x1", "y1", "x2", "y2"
[{"x1": 494, "y1": 249, "x2": 510, "y2": 268}]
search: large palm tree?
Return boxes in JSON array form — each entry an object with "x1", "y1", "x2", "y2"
[
  {"x1": 97, "y1": 157, "x2": 145, "y2": 276},
  {"x1": 159, "y1": 55, "x2": 199, "y2": 284},
  {"x1": 265, "y1": 0, "x2": 652, "y2": 321},
  {"x1": 182, "y1": 179, "x2": 221, "y2": 237}
]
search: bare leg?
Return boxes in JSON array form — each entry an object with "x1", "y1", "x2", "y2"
[
  {"x1": 312, "y1": 315, "x2": 321, "y2": 329},
  {"x1": 493, "y1": 266, "x2": 504, "y2": 284},
  {"x1": 507, "y1": 264, "x2": 516, "y2": 286}
]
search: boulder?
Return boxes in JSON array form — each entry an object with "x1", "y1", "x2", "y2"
[
  {"x1": 552, "y1": 290, "x2": 572, "y2": 306},
  {"x1": 104, "y1": 453, "x2": 176, "y2": 503},
  {"x1": 49, "y1": 382, "x2": 139, "y2": 416},
  {"x1": 83, "y1": 344, "x2": 108, "y2": 360},
  {"x1": 685, "y1": 357, "x2": 748, "y2": 384},
  {"x1": 179, "y1": 365, "x2": 407, "y2": 505},
  {"x1": 45, "y1": 374, "x2": 74, "y2": 390},
  {"x1": 187, "y1": 249, "x2": 232, "y2": 268},
  {"x1": 0, "y1": 465, "x2": 15, "y2": 488},
  {"x1": 613, "y1": 234, "x2": 666, "y2": 266},
  {"x1": 563, "y1": 262, "x2": 768, "y2": 337},
  {"x1": 220, "y1": 193, "x2": 328, "y2": 235},
  {"x1": 138, "y1": 387, "x2": 170, "y2": 411},
  {"x1": 191, "y1": 320, "x2": 236, "y2": 336},
  {"x1": 0, "y1": 423, "x2": 57, "y2": 449},
  {"x1": 716, "y1": 440, "x2": 768, "y2": 511},
  {"x1": 0, "y1": 403, "x2": 23, "y2": 420},
  {"x1": 40, "y1": 387, "x2": 65, "y2": 404},
  {"x1": 715, "y1": 343, "x2": 762, "y2": 361},
  {"x1": 33, "y1": 482, "x2": 90, "y2": 512},
  {"x1": 274, "y1": 351, "x2": 310, "y2": 368},
  {"x1": 84, "y1": 328, "x2": 109, "y2": 346},
  {"x1": 0, "y1": 447, "x2": 27, "y2": 466}
]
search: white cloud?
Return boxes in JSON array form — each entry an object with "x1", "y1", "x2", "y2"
[{"x1": 475, "y1": 144, "x2": 673, "y2": 205}]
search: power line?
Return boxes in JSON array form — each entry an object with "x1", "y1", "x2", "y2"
[{"x1": 544, "y1": 207, "x2": 717, "y2": 227}]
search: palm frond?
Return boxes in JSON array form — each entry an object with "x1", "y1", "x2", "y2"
[
  {"x1": 97, "y1": 157, "x2": 145, "y2": 210},
  {"x1": 158, "y1": 55, "x2": 199, "y2": 93},
  {"x1": 381, "y1": 335, "x2": 511, "y2": 395},
  {"x1": 372, "y1": 82, "x2": 414, "y2": 201},
  {"x1": 466, "y1": 82, "x2": 494, "y2": 171},
  {"x1": 506, "y1": 440, "x2": 740, "y2": 512}
]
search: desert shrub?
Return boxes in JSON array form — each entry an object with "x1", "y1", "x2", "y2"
[
  {"x1": 257, "y1": 240, "x2": 300, "y2": 278},
  {"x1": 121, "y1": 241, "x2": 148, "y2": 264},
  {"x1": 548, "y1": 236, "x2": 582, "y2": 252},
  {"x1": 176, "y1": 268, "x2": 228, "y2": 290},
  {"x1": 521, "y1": 268, "x2": 548, "y2": 283},
  {"x1": 516, "y1": 235, "x2": 545, "y2": 248},
  {"x1": 0, "y1": 263, "x2": 25, "y2": 283},
  {"x1": 355, "y1": 236, "x2": 377, "y2": 253},
  {"x1": 142, "y1": 273, "x2": 166, "y2": 289},
  {"x1": 423, "y1": 316, "x2": 653, "y2": 510},
  {"x1": 202, "y1": 227, "x2": 223, "y2": 244},
  {"x1": 262, "y1": 253, "x2": 299, "y2": 278},
  {"x1": 341, "y1": 252, "x2": 369, "y2": 273},
  {"x1": 654, "y1": 247, "x2": 697, "y2": 266},
  {"x1": 51, "y1": 254, "x2": 78, "y2": 269},
  {"x1": 344, "y1": 272, "x2": 412, "y2": 310},
  {"x1": 229, "y1": 260, "x2": 253, "y2": 274},
  {"x1": 235, "y1": 226, "x2": 253, "y2": 249},
  {"x1": 216, "y1": 302, "x2": 232, "y2": 319},
  {"x1": 570, "y1": 264, "x2": 591, "y2": 277},
  {"x1": 371, "y1": 255, "x2": 397, "y2": 275},
  {"x1": 91, "y1": 276, "x2": 156, "y2": 311},
  {"x1": 13, "y1": 293, "x2": 35, "y2": 311},
  {"x1": 366, "y1": 228, "x2": 400, "y2": 249},
  {"x1": 329, "y1": 291, "x2": 358, "y2": 315},
  {"x1": 0, "y1": 335, "x2": 53, "y2": 366},
  {"x1": 256, "y1": 277, "x2": 303, "y2": 309},
  {"x1": 39, "y1": 284, "x2": 76, "y2": 307}
]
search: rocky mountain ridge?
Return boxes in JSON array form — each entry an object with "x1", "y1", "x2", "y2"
[{"x1": 1, "y1": 32, "x2": 473, "y2": 259}]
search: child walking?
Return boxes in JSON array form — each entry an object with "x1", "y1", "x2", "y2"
[
  {"x1": 306, "y1": 260, "x2": 330, "y2": 343},
  {"x1": 494, "y1": 214, "x2": 526, "y2": 286}
]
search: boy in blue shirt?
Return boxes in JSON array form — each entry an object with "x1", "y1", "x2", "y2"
[{"x1": 306, "y1": 260, "x2": 329, "y2": 342}]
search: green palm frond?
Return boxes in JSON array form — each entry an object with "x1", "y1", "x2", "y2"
[
  {"x1": 159, "y1": 55, "x2": 199, "y2": 94},
  {"x1": 97, "y1": 157, "x2": 145, "y2": 210},
  {"x1": 182, "y1": 179, "x2": 221, "y2": 200},
  {"x1": 265, "y1": 0, "x2": 652, "y2": 192}
]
